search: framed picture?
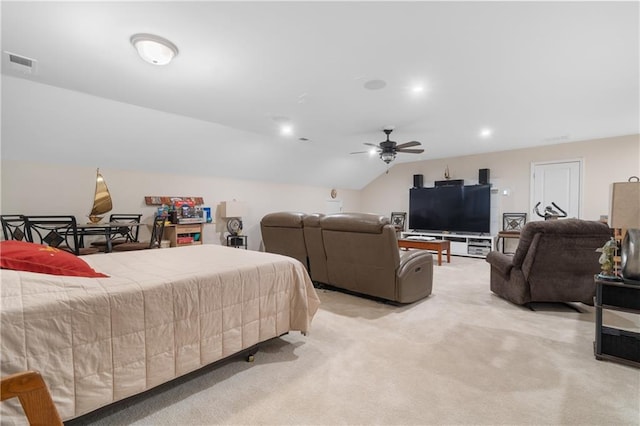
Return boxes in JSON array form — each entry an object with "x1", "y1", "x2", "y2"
[{"x1": 391, "y1": 212, "x2": 407, "y2": 231}]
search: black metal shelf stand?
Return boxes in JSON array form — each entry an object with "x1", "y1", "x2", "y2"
[{"x1": 594, "y1": 277, "x2": 640, "y2": 368}]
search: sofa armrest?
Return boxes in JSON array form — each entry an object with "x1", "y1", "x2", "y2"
[
  {"x1": 396, "y1": 249, "x2": 434, "y2": 303},
  {"x1": 486, "y1": 251, "x2": 513, "y2": 277}
]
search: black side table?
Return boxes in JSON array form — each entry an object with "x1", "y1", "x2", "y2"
[
  {"x1": 226, "y1": 234, "x2": 247, "y2": 249},
  {"x1": 594, "y1": 277, "x2": 640, "y2": 368}
]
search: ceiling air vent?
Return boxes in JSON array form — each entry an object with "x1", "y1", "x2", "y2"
[{"x1": 4, "y1": 51, "x2": 38, "y2": 74}]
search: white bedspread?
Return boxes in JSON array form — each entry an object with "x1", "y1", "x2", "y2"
[{"x1": 1, "y1": 245, "x2": 320, "y2": 422}]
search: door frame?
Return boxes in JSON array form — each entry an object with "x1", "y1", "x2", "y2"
[{"x1": 529, "y1": 158, "x2": 584, "y2": 220}]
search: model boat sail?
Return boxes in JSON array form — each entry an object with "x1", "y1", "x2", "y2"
[{"x1": 89, "y1": 169, "x2": 113, "y2": 223}]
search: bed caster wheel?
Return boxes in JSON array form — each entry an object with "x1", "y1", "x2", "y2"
[{"x1": 247, "y1": 354, "x2": 255, "y2": 363}]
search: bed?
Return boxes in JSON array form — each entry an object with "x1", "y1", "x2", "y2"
[{"x1": 0, "y1": 244, "x2": 320, "y2": 422}]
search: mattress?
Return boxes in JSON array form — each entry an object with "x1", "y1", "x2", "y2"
[{"x1": 1, "y1": 244, "x2": 320, "y2": 422}]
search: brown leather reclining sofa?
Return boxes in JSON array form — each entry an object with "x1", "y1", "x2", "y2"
[{"x1": 260, "y1": 212, "x2": 433, "y2": 304}]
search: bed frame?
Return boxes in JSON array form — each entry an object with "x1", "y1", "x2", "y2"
[{"x1": 1, "y1": 245, "x2": 319, "y2": 422}]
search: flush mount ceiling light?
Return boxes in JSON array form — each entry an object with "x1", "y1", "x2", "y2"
[{"x1": 130, "y1": 33, "x2": 178, "y2": 65}]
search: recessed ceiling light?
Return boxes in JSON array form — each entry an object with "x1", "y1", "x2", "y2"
[
  {"x1": 480, "y1": 128, "x2": 493, "y2": 138},
  {"x1": 411, "y1": 85, "x2": 425, "y2": 94},
  {"x1": 130, "y1": 33, "x2": 178, "y2": 65},
  {"x1": 280, "y1": 124, "x2": 293, "y2": 136}
]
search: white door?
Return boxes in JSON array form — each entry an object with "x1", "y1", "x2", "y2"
[{"x1": 530, "y1": 160, "x2": 582, "y2": 221}]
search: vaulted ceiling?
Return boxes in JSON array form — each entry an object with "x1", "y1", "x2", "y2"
[{"x1": 2, "y1": 1, "x2": 638, "y2": 189}]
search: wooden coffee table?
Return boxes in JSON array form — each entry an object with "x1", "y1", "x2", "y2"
[{"x1": 398, "y1": 239, "x2": 451, "y2": 266}]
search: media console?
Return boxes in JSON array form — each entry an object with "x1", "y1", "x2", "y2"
[{"x1": 401, "y1": 231, "x2": 495, "y2": 258}]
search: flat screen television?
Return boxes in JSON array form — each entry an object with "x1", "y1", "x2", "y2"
[{"x1": 409, "y1": 184, "x2": 491, "y2": 234}]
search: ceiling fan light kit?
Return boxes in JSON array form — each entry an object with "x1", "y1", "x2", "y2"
[
  {"x1": 352, "y1": 128, "x2": 424, "y2": 165},
  {"x1": 381, "y1": 151, "x2": 396, "y2": 164}
]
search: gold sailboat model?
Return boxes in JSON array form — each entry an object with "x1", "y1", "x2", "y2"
[{"x1": 88, "y1": 168, "x2": 113, "y2": 223}]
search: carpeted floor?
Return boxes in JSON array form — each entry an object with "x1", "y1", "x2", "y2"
[{"x1": 69, "y1": 256, "x2": 640, "y2": 425}]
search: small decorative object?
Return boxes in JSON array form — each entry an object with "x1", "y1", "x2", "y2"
[
  {"x1": 330, "y1": 188, "x2": 337, "y2": 199},
  {"x1": 226, "y1": 218, "x2": 242, "y2": 236},
  {"x1": 88, "y1": 168, "x2": 113, "y2": 224},
  {"x1": 610, "y1": 177, "x2": 640, "y2": 281},
  {"x1": 203, "y1": 207, "x2": 212, "y2": 223},
  {"x1": 444, "y1": 165, "x2": 450, "y2": 180},
  {"x1": 390, "y1": 212, "x2": 407, "y2": 231},
  {"x1": 596, "y1": 238, "x2": 621, "y2": 281},
  {"x1": 222, "y1": 200, "x2": 247, "y2": 236},
  {"x1": 144, "y1": 196, "x2": 204, "y2": 206}
]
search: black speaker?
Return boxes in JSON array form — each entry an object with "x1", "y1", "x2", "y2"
[
  {"x1": 413, "y1": 174, "x2": 423, "y2": 188},
  {"x1": 479, "y1": 168, "x2": 490, "y2": 185}
]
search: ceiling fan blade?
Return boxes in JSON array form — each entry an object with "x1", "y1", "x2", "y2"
[
  {"x1": 349, "y1": 150, "x2": 369, "y2": 154},
  {"x1": 395, "y1": 141, "x2": 421, "y2": 149},
  {"x1": 363, "y1": 142, "x2": 380, "y2": 148},
  {"x1": 397, "y1": 148, "x2": 424, "y2": 154}
]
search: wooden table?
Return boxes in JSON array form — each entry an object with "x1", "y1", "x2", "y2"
[
  {"x1": 496, "y1": 231, "x2": 521, "y2": 254},
  {"x1": 398, "y1": 239, "x2": 451, "y2": 266}
]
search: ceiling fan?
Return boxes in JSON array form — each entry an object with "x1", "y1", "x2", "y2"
[{"x1": 351, "y1": 128, "x2": 424, "y2": 164}]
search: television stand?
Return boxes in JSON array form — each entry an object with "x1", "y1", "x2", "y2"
[{"x1": 401, "y1": 231, "x2": 495, "y2": 258}]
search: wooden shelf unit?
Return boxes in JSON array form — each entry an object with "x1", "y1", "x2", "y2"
[{"x1": 165, "y1": 223, "x2": 204, "y2": 248}]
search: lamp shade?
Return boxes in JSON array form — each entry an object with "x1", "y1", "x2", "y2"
[
  {"x1": 609, "y1": 181, "x2": 640, "y2": 229},
  {"x1": 222, "y1": 201, "x2": 247, "y2": 218}
]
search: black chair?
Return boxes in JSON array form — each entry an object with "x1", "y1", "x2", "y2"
[
  {"x1": 90, "y1": 213, "x2": 143, "y2": 249},
  {"x1": 1, "y1": 215, "x2": 27, "y2": 241},
  {"x1": 496, "y1": 212, "x2": 527, "y2": 254},
  {"x1": 112, "y1": 215, "x2": 165, "y2": 251},
  {"x1": 24, "y1": 215, "x2": 100, "y2": 256}
]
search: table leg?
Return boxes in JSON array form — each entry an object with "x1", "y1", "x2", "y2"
[
  {"x1": 105, "y1": 227, "x2": 112, "y2": 253},
  {"x1": 437, "y1": 249, "x2": 442, "y2": 266},
  {"x1": 446, "y1": 245, "x2": 451, "y2": 263}
]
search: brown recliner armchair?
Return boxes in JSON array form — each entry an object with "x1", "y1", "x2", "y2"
[
  {"x1": 260, "y1": 212, "x2": 309, "y2": 269},
  {"x1": 319, "y1": 213, "x2": 433, "y2": 304},
  {"x1": 486, "y1": 219, "x2": 611, "y2": 306}
]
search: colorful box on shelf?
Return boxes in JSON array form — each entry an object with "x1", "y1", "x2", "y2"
[{"x1": 177, "y1": 236, "x2": 194, "y2": 244}]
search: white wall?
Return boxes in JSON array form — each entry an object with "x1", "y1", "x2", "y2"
[
  {"x1": 0, "y1": 161, "x2": 361, "y2": 250},
  {"x1": 4, "y1": 134, "x2": 633, "y2": 251},
  {"x1": 361, "y1": 134, "x2": 640, "y2": 224},
  {"x1": 2, "y1": 76, "x2": 638, "y2": 248}
]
